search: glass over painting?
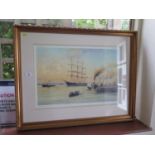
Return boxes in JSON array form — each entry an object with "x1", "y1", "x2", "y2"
[
  {"x1": 35, "y1": 43, "x2": 128, "y2": 115},
  {"x1": 15, "y1": 26, "x2": 137, "y2": 130}
]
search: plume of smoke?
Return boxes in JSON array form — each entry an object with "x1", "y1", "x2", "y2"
[{"x1": 94, "y1": 68, "x2": 105, "y2": 80}]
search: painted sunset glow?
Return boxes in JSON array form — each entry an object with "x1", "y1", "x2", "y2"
[{"x1": 36, "y1": 46, "x2": 118, "y2": 106}]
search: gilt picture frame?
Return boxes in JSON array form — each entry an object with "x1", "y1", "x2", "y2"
[{"x1": 14, "y1": 26, "x2": 137, "y2": 130}]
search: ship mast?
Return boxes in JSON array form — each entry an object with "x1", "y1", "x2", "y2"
[{"x1": 68, "y1": 57, "x2": 87, "y2": 83}]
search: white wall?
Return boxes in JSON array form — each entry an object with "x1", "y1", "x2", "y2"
[{"x1": 136, "y1": 19, "x2": 155, "y2": 129}]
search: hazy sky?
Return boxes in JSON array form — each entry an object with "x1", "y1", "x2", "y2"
[{"x1": 36, "y1": 46, "x2": 117, "y2": 83}]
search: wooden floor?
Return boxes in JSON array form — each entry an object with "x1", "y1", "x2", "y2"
[{"x1": 1, "y1": 120, "x2": 151, "y2": 135}]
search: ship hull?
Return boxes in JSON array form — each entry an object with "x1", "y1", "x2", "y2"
[
  {"x1": 95, "y1": 86, "x2": 117, "y2": 93},
  {"x1": 65, "y1": 81, "x2": 87, "y2": 86},
  {"x1": 42, "y1": 84, "x2": 55, "y2": 87}
]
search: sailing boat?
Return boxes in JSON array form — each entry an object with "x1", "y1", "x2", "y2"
[{"x1": 65, "y1": 57, "x2": 87, "y2": 86}]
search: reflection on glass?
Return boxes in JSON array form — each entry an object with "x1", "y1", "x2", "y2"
[
  {"x1": 117, "y1": 41, "x2": 128, "y2": 111},
  {"x1": 117, "y1": 88, "x2": 127, "y2": 110},
  {"x1": 118, "y1": 67, "x2": 122, "y2": 84}
]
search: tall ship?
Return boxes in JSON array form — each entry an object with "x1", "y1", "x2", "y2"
[{"x1": 65, "y1": 57, "x2": 87, "y2": 86}]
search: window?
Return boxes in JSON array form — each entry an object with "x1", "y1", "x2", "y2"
[
  {"x1": 0, "y1": 19, "x2": 132, "y2": 80},
  {"x1": 72, "y1": 19, "x2": 131, "y2": 30},
  {"x1": 0, "y1": 21, "x2": 14, "y2": 80}
]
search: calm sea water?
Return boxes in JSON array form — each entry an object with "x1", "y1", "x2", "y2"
[{"x1": 37, "y1": 85, "x2": 117, "y2": 106}]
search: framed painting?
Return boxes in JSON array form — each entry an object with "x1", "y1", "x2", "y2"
[{"x1": 14, "y1": 26, "x2": 137, "y2": 130}]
